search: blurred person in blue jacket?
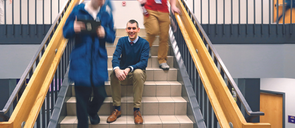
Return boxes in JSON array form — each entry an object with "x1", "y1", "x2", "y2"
[
  {"x1": 277, "y1": 0, "x2": 295, "y2": 22},
  {"x1": 63, "y1": 0, "x2": 115, "y2": 127}
]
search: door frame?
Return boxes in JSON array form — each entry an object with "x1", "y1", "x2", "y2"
[{"x1": 260, "y1": 90, "x2": 285, "y2": 128}]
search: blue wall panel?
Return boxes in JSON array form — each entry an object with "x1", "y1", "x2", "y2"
[
  {"x1": 202, "y1": 24, "x2": 295, "y2": 44},
  {"x1": 0, "y1": 25, "x2": 51, "y2": 44}
]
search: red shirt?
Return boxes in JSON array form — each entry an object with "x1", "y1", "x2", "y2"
[{"x1": 144, "y1": 0, "x2": 169, "y2": 13}]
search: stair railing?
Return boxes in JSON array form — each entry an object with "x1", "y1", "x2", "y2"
[
  {"x1": 178, "y1": 0, "x2": 265, "y2": 123},
  {"x1": 0, "y1": 0, "x2": 79, "y2": 127},
  {"x1": 170, "y1": 0, "x2": 271, "y2": 127}
]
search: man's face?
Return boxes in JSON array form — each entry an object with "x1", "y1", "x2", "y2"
[
  {"x1": 91, "y1": 0, "x2": 105, "y2": 8},
  {"x1": 126, "y1": 23, "x2": 140, "y2": 41}
]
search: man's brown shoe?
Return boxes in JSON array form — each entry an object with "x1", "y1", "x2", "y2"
[
  {"x1": 134, "y1": 110, "x2": 143, "y2": 124},
  {"x1": 107, "y1": 109, "x2": 121, "y2": 123}
]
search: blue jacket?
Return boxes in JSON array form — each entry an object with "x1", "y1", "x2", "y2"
[
  {"x1": 286, "y1": 0, "x2": 295, "y2": 8},
  {"x1": 112, "y1": 37, "x2": 150, "y2": 70},
  {"x1": 63, "y1": 3, "x2": 116, "y2": 87}
]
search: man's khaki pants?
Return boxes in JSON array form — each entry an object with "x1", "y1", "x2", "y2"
[
  {"x1": 144, "y1": 9, "x2": 170, "y2": 64},
  {"x1": 110, "y1": 69, "x2": 146, "y2": 108}
]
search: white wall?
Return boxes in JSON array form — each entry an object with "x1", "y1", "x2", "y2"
[
  {"x1": 0, "y1": 45, "x2": 39, "y2": 78},
  {"x1": 186, "y1": 0, "x2": 273, "y2": 24},
  {"x1": 3, "y1": 0, "x2": 144, "y2": 28},
  {"x1": 3, "y1": 0, "x2": 68, "y2": 24},
  {"x1": 112, "y1": 1, "x2": 144, "y2": 29},
  {"x1": 261, "y1": 78, "x2": 295, "y2": 128},
  {"x1": 214, "y1": 44, "x2": 295, "y2": 78}
]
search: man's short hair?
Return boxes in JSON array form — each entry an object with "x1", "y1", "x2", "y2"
[{"x1": 127, "y1": 19, "x2": 139, "y2": 28}]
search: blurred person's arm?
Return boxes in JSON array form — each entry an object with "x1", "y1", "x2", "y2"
[
  {"x1": 170, "y1": 0, "x2": 180, "y2": 14},
  {"x1": 63, "y1": 6, "x2": 85, "y2": 39},
  {"x1": 99, "y1": 7, "x2": 116, "y2": 43},
  {"x1": 112, "y1": 38, "x2": 127, "y2": 81}
]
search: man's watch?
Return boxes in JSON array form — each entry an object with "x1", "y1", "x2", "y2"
[{"x1": 128, "y1": 67, "x2": 133, "y2": 72}]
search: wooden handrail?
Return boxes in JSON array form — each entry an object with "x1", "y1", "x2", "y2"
[
  {"x1": 174, "y1": 0, "x2": 271, "y2": 127},
  {"x1": 174, "y1": 13, "x2": 230, "y2": 128},
  {"x1": 0, "y1": 0, "x2": 80, "y2": 127}
]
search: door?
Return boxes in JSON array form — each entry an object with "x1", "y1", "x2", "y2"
[
  {"x1": 274, "y1": 0, "x2": 295, "y2": 23},
  {"x1": 260, "y1": 92, "x2": 283, "y2": 128}
]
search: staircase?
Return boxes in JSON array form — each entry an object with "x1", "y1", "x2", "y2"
[{"x1": 59, "y1": 29, "x2": 194, "y2": 128}]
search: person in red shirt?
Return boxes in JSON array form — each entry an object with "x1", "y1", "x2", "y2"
[{"x1": 139, "y1": 0, "x2": 180, "y2": 70}]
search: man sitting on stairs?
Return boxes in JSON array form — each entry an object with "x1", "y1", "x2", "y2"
[{"x1": 107, "y1": 19, "x2": 150, "y2": 124}]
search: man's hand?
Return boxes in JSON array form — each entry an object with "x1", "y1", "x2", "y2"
[
  {"x1": 171, "y1": 6, "x2": 180, "y2": 14},
  {"x1": 97, "y1": 26, "x2": 105, "y2": 38},
  {"x1": 115, "y1": 69, "x2": 127, "y2": 81},
  {"x1": 74, "y1": 17, "x2": 85, "y2": 33},
  {"x1": 9, "y1": 0, "x2": 12, "y2": 4},
  {"x1": 123, "y1": 68, "x2": 131, "y2": 76},
  {"x1": 138, "y1": 0, "x2": 147, "y2": 5}
]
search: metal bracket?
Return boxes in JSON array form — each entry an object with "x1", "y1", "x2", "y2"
[
  {"x1": 275, "y1": 3, "x2": 285, "y2": 7},
  {"x1": 21, "y1": 121, "x2": 25, "y2": 128},
  {"x1": 229, "y1": 122, "x2": 234, "y2": 128},
  {"x1": 246, "y1": 115, "x2": 259, "y2": 122}
]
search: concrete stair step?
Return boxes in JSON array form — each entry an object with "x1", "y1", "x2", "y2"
[
  {"x1": 107, "y1": 56, "x2": 174, "y2": 68},
  {"x1": 71, "y1": 81, "x2": 182, "y2": 97},
  {"x1": 60, "y1": 115, "x2": 193, "y2": 128},
  {"x1": 66, "y1": 97, "x2": 187, "y2": 116},
  {"x1": 107, "y1": 68, "x2": 178, "y2": 81}
]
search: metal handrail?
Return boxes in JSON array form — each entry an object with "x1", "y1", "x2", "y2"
[
  {"x1": 180, "y1": 0, "x2": 264, "y2": 122},
  {"x1": 0, "y1": 0, "x2": 73, "y2": 121}
]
